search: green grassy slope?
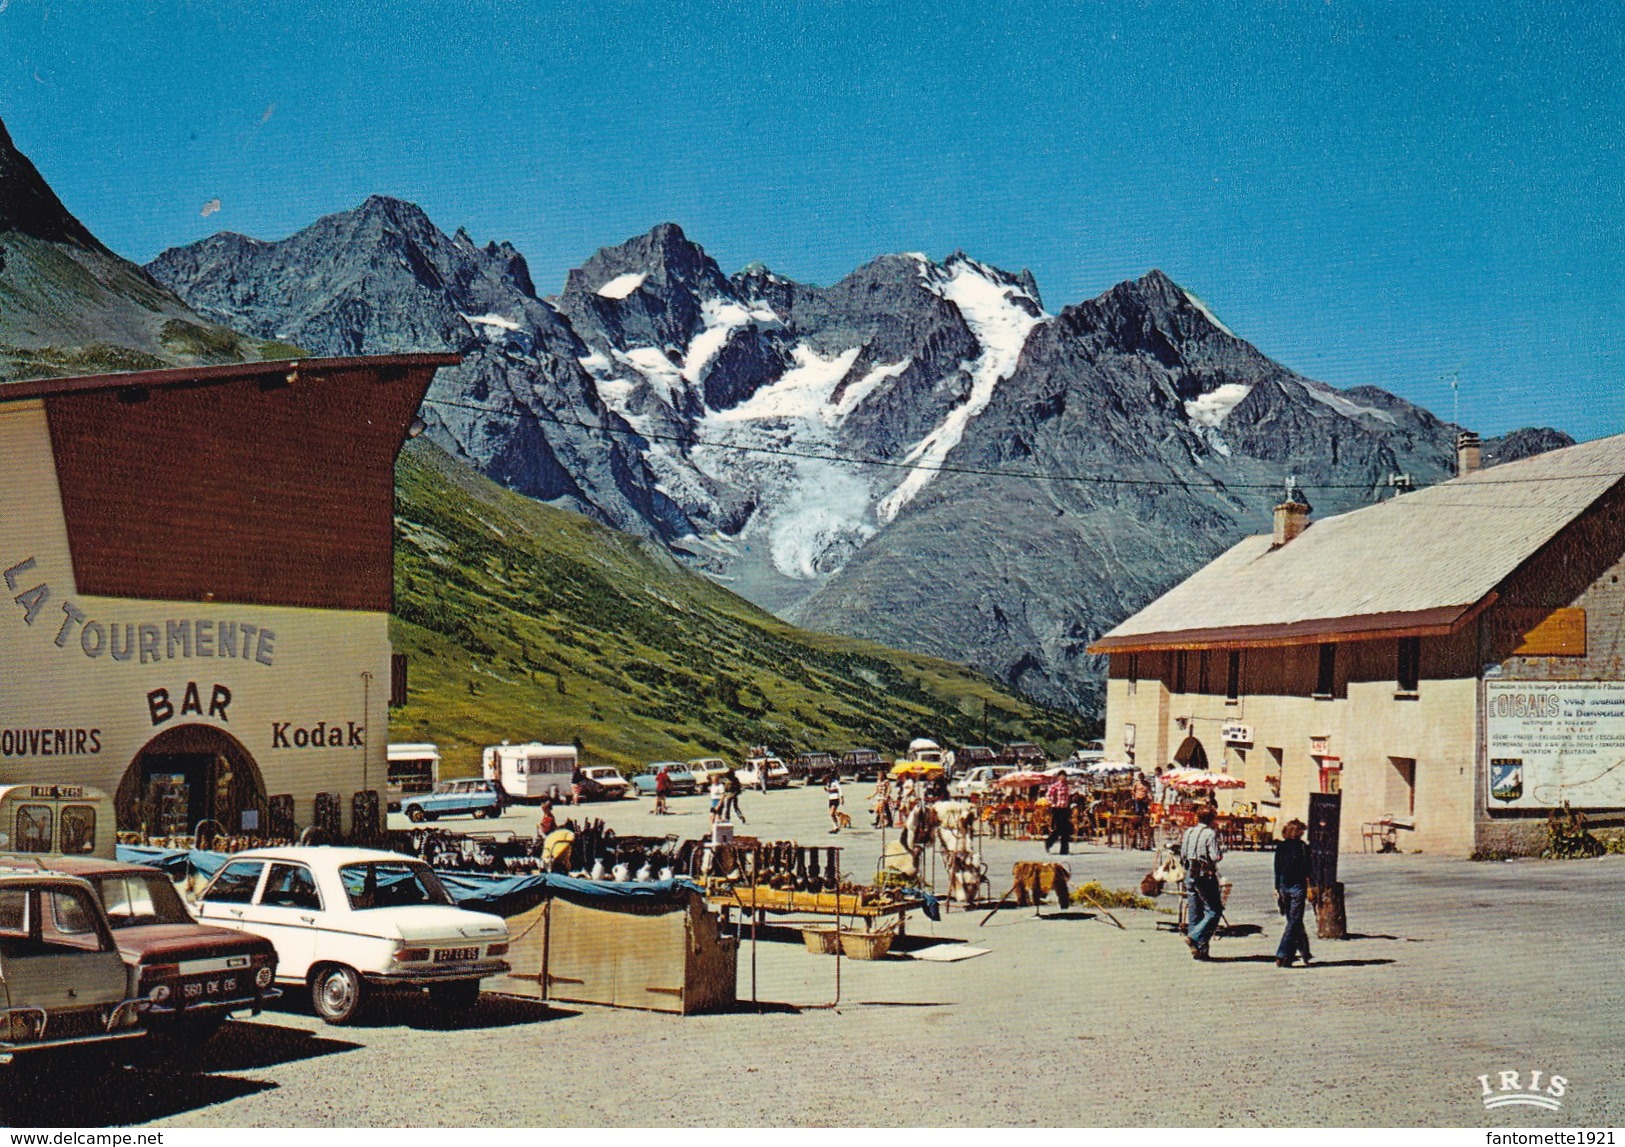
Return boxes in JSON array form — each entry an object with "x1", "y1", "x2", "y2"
[{"x1": 389, "y1": 440, "x2": 1097, "y2": 776}]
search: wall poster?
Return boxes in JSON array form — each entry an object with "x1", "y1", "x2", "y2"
[{"x1": 1485, "y1": 681, "x2": 1625, "y2": 809}]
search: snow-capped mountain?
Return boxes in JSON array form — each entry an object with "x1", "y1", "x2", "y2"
[
  {"x1": 148, "y1": 208, "x2": 1570, "y2": 710},
  {"x1": 146, "y1": 197, "x2": 688, "y2": 538}
]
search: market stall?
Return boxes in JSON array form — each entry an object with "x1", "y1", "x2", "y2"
[{"x1": 501, "y1": 876, "x2": 737, "y2": 1015}]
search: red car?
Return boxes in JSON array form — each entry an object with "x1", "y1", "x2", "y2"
[{"x1": 39, "y1": 856, "x2": 279, "y2": 1038}]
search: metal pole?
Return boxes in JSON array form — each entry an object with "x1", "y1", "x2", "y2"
[{"x1": 750, "y1": 843, "x2": 759, "y2": 1010}]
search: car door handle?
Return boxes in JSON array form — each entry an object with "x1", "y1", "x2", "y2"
[
  {"x1": 299, "y1": 915, "x2": 317, "y2": 924},
  {"x1": 227, "y1": 906, "x2": 245, "y2": 917}
]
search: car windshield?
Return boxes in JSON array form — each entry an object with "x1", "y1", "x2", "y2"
[
  {"x1": 95, "y1": 872, "x2": 194, "y2": 928},
  {"x1": 339, "y1": 862, "x2": 453, "y2": 910}
]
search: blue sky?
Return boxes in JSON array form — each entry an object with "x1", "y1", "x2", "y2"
[{"x1": 2, "y1": 0, "x2": 1620, "y2": 440}]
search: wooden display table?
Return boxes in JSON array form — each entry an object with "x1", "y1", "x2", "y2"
[{"x1": 707, "y1": 884, "x2": 921, "y2": 933}]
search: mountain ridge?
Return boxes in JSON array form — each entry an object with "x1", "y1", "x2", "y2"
[
  {"x1": 147, "y1": 198, "x2": 1574, "y2": 712},
  {"x1": 0, "y1": 116, "x2": 295, "y2": 380}
]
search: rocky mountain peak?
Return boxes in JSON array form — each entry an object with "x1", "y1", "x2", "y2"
[
  {"x1": 563, "y1": 222, "x2": 730, "y2": 298},
  {"x1": 0, "y1": 116, "x2": 103, "y2": 249},
  {"x1": 555, "y1": 223, "x2": 737, "y2": 356}
]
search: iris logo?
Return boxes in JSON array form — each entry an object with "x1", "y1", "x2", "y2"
[{"x1": 1478, "y1": 1070, "x2": 1567, "y2": 1112}]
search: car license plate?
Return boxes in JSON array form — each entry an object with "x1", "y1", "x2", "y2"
[
  {"x1": 433, "y1": 947, "x2": 478, "y2": 962},
  {"x1": 181, "y1": 975, "x2": 238, "y2": 1001}
]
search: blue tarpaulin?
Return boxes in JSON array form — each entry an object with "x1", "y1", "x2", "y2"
[{"x1": 115, "y1": 844, "x2": 701, "y2": 918}]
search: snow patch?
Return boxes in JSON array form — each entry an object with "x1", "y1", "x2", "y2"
[
  {"x1": 1304, "y1": 382, "x2": 1398, "y2": 425},
  {"x1": 614, "y1": 346, "x2": 686, "y2": 399},
  {"x1": 577, "y1": 350, "x2": 614, "y2": 377},
  {"x1": 1180, "y1": 289, "x2": 1235, "y2": 338},
  {"x1": 596, "y1": 272, "x2": 648, "y2": 299},
  {"x1": 1184, "y1": 383, "x2": 1253, "y2": 428},
  {"x1": 834, "y1": 359, "x2": 911, "y2": 419},
  {"x1": 683, "y1": 297, "x2": 782, "y2": 387},
  {"x1": 879, "y1": 261, "x2": 1047, "y2": 522},
  {"x1": 461, "y1": 312, "x2": 521, "y2": 332},
  {"x1": 712, "y1": 344, "x2": 863, "y2": 423}
]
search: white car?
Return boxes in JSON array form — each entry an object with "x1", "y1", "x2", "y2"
[
  {"x1": 194, "y1": 847, "x2": 510, "y2": 1025},
  {"x1": 950, "y1": 765, "x2": 1017, "y2": 799},
  {"x1": 686, "y1": 758, "x2": 729, "y2": 787},
  {"x1": 0, "y1": 869, "x2": 148, "y2": 1062},
  {"x1": 735, "y1": 757, "x2": 790, "y2": 789},
  {"x1": 578, "y1": 765, "x2": 633, "y2": 801}
]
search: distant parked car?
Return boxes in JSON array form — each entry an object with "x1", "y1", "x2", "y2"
[
  {"x1": 999, "y1": 742, "x2": 1049, "y2": 768},
  {"x1": 793, "y1": 752, "x2": 838, "y2": 784},
  {"x1": 1068, "y1": 741, "x2": 1106, "y2": 767},
  {"x1": 839, "y1": 749, "x2": 887, "y2": 782},
  {"x1": 736, "y1": 757, "x2": 790, "y2": 789},
  {"x1": 950, "y1": 765, "x2": 1018, "y2": 799},
  {"x1": 399, "y1": 778, "x2": 505, "y2": 823},
  {"x1": 577, "y1": 766, "x2": 633, "y2": 802},
  {"x1": 38, "y1": 855, "x2": 279, "y2": 1039},
  {"x1": 686, "y1": 758, "x2": 729, "y2": 786},
  {"x1": 0, "y1": 867, "x2": 148, "y2": 1063},
  {"x1": 949, "y1": 746, "x2": 997, "y2": 776},
  {"x1": 194, "y1": 847, "x2": 510, "y2": 1025},
  {"x1": 632, "y1": 764, "x2": 697, "y2": 796}
]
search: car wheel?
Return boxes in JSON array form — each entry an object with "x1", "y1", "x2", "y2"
[
  {"x1": 407, "y1": 807, "x2": 426, "y2": 823},
  {"x1": 310, "y1": 963, "x2": 367, "y2": 1025},
  {"x1": 428, "y1": 979, "x2": 481, "y2": 1010}
]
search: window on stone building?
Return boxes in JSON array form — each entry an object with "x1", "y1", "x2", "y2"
[
  {"x1": 1225, "y1": 650, "x2": 1241, "y2": 702},
  {"x1": 1174, "y1": 650, "x2": 1188, "y2": 694},
  {"x1": 1397, "y1": 636, "x2": 1420, "y2": 696},
  {"x1": 1315, "y1": 642, "x2": 1336, "y2": 698}
]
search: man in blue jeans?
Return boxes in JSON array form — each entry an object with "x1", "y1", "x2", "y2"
[{"x1": 1181, "y1": 806, "x2": 1224, "y2": 959}]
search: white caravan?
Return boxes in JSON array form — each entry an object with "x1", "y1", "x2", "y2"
[{"x1": 481, "y1": 742, "x2": 578, "y2": 802}]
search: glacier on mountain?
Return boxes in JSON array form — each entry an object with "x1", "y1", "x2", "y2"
[{"x1": 878, "y1": 256, "x2": 1048, "y2": 523}]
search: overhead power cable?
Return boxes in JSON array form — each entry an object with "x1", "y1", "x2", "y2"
[{"x1": 418, "y1": 394, "x2": 1617, "y2": 496}]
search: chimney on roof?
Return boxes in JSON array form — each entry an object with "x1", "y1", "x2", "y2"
[
  {"x1": 1456, "y1": 431, "x2": 1482, "y2": 477},
  {"x1": 1272, "y1": 476, "x2": 1312, "y2": 547}
]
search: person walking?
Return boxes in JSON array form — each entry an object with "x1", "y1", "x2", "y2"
[
  {"x1": 1044, "y1": 772, "x2": 1073, "y2": 855},
  {"x1": 871, "y1": 775, "x2": 892, "y2": 828},
  {"x1": 722, "y1": 767, "x2": 746, "y2": 824},
  {"x1": 1273, "y1": 818, "x2": 1313, "y2": 967},
  {"x1": 826, "y1": 775, "x2": 846, "y2": 833},
  {"x1": 1181, "y1": 806, "x2": 1225, "y2": 960},
  {"x1": 570, "y1": 764, "x2": 584, "y2": 806},
  {"x1": 652, "y1": 765, "x2": 672, "y2": 816},
  {"x1": 708, "y1": 777, "x2": 725, "y2": 824}
]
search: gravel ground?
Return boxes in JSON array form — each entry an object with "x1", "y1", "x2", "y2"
[{"x1": 7, "y1": 784, "x2": 1621, "y2": 1127}]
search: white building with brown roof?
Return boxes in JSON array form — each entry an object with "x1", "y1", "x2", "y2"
[
  {"x1": 1089, "y1": 433, "x2": 1625, "y2": 855},
  {"x1": 0, "y1": 354, "x2": 455, "y2": 841}
]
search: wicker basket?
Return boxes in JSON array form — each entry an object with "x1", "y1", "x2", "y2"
[
  {"x1": 801, "y1": 925, "x2": 842, "y2": 955},
  {"x1": 839, "y1": 928, "x2": 896, "y2": 961}
]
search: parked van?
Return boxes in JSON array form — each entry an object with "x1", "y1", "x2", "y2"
[
  {"x1": 900, "y1": 738, "x2": 946, "y2": 765},
  {"x1": 0, "y1": 784, "x2": 114, "y2": 860},
  {"x1": 386, "y1": 743, "x2": 441, "y2": 811},
  {"x1": 482, "y1": 743, "x2": 577, "y2": 803}
]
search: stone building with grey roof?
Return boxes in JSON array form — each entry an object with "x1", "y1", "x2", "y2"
[{"x1": 1090, "y1": 433, "x2": 1625, "y2": 855}]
